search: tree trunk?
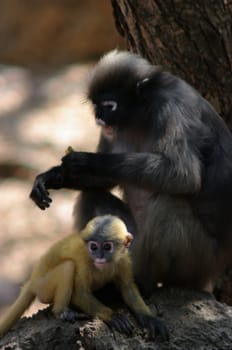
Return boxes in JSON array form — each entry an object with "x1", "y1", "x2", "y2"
[{"x1": 111, "y1": 0, "x2": 232, "y2": 125}]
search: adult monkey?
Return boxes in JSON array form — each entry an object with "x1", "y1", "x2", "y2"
[{"x1": 30, "y1": 50, "x2": 232, "y2": 295}]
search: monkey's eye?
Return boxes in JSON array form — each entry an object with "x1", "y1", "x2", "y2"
[
  {"x1": 102, "y1": 241, "x2": 114, "y2": 253},
  {"x1": 88, "y1": 241, "x2": 99, "y2": 252},
  {"x1": 101, "y1": 101, "x2": 117, "y2": 112}
]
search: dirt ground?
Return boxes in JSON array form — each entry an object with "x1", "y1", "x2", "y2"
[{"x1": 0, "y1": 62, "x2": 100, "y2": 317}]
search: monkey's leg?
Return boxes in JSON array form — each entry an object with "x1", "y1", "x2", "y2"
[
  {"x1": 71, "y1": 286, "x2": 113, "y2": 320},
  {"x1": 124, "y1": 283, "x2": 168, "y2": 340},
  {"x1": 74, "y1": 190, "x2": 136, "y2": 234},
  {"x1": 71, "y1": 286, "x2": 133, "y2": 335},
  {"x1": 34, "y1": 260, "x2": 75, "y2": 316},
  {"x1": 117, "y1": 268, "x2": 169, "y2": 340}
]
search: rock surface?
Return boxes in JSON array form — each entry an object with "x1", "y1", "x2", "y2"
[{"x1": 0, "y1": 289, "x2": 232, "y2": 350}]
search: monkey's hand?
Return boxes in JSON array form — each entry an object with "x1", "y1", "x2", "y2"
[
  {"x1": 104, "y1": 313, "x2": 134, "y2": 336},
  {"x1": 60, "y1": 307, "x2": 91, "y2": 323},
  {"x1": 30, "y1": 166, "x2": 64, "y2": 210},
  {"x1": 135, "y1": 314, "x2": 169, "y2": 341}
]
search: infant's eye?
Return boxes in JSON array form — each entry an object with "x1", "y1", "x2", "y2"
[
  {"x1": 103, "y1": 242, "x2": 114, "y2": 252},
  {"x1": 88, "y1": 241, "x2": 99, "y2": 252}
]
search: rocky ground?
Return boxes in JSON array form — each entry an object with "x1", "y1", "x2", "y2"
[{"x1": 0, "y1": 288, "x2": 232, "y2": 350}]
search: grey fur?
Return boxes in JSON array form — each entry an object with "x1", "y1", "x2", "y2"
[
  {"x1": 82, "y1": 51, "x2": 232, "y2": 293},
  {"x1": 88, "y1": 215, "x2": 114, "y2": 240},
  {"x1": 30, "y1": 50, "x2": 232, "y2": 295}
]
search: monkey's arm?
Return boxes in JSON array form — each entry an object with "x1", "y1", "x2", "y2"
[
  {"x1": 60, "y1": 99, "x2": 207, "y2": 195},
  {"x1": 30, "y1": 133, "x2": 116, "y2": 210},
  {"x1": 71, "y1": 285, "x2": 112, "y2": 320},
  {"x1": 30, "y1": 165, "x2": 116, "y2": 210},
  {"x1": 115, "y1": 261, "x2": 169, "y2": 340},
  {"x1": 61, "y1": 148, "x2": 201, "y2": 194}
]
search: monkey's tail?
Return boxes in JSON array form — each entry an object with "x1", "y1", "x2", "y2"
[{"x1": 0, "y1": 281, "x2": 35, "y2": 337}]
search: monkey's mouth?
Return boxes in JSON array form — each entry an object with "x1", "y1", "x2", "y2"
[
  {"x1": 96, "y1": 118, "x2": 114, "y2": 138},
  {"x1": 94, "y1": 258, "x2": 108, "y2": 270},
  {"x1": 94, "y1": 262, "x2": 108, "y2": 270}
]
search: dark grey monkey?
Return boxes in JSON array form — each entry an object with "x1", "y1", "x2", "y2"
[{"x1": 30, "y1": 50, "x2": 232, "y2": 294}]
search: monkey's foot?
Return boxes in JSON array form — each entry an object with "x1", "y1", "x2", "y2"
[
  {"x1": 150, "y1": 303, "x2": 164, "y2": 317},
  {"x1": 60, "y1": 307, "x2": 91, "y2": 323},
  {"x1": 104, "y1": 313, "x2": 134, "y2": 336},
  {"x1": 136, "y1": 314, "x2": 169, "y2": 341}
]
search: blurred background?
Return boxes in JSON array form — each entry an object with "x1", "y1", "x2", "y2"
[{"x1": 0, "y1": 0, "x2": 125, "y2": 316}]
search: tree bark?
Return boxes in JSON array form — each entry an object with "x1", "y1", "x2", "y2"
[{"x1": 111, "y1": 0, "x2": 232, "y2": 125}]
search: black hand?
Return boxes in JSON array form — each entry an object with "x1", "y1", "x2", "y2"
[
  {"x1": 136, "y1": 314, "x2": 169, "y2": 341},
  {"x1": 30, "y1": 174, "x2": 52, "y2": 210},
  {"x1": 30, "y1": 166, "x2": 64, "y2": 210},
  {"x1": 105, "y1": 313, "x2": 134, "y2": 336},
  {"x1": 60, "y1": 307, "x2": 91, "y2": 323}
]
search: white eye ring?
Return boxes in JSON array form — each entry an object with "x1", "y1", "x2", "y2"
[
  {"x1": 88, "y1": 241, "x2": 100, "y2": 253},
  {"x1": 102, "y1": 101, "x2": 117, "y2": 111},
  {"x1": 102, "y1": 241, "x2": 114, "y2": 253}
]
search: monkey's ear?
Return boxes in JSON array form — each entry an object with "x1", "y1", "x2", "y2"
[
  {"x1": 136, "y1": 78, "x2": 150, "y2": 96},
  {"x1": 124, "y1": 232, "x2": 133, "y2": 248}
]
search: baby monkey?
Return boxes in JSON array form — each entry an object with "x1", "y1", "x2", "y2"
[{"x1": 0, "y1": 215, "x2": 168, "y2": 340}]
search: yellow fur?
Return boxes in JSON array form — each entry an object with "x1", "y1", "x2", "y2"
[{"x1": 0, "y1": 215, "x2": 152, "y2": 337}]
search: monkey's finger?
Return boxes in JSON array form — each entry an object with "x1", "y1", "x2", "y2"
[
  {"x1": 112, "y1": 315, "x2": 133, "y2": 336},
  {"x1": 112, "y1": 319, "x2": 130, "y2": 335},
  {"x1": 30, "y1": 183, "x2": 52, "y2": 209},
  {"x1": 136, "y1": 314, "x2": 169, "y2": 340},
  {"x1": 33, "y1": 190, "x2": 52, "y2": 210},
  {"x1": 60, "y1": 307, "x2": 91, "y2": 323},
  {"x1": 150, "y1": 303, "x2": 163, "y2": 316},
  {"x1": 147, "y1": 319, "x2": 157, "y2": 340},
  {"x1": 105, "y1": 316, "x2": 132, "y2": 336},
  {"x1": 155, "y1": 321, "x2": 169, "y2": 341},
  {"x1": 105, "y1": 319, "x2": 122, "y2": 334},
  {"x1": 148, "y1": 318, "x2": 169, "y2": 341},
  {"x1": 117, "y1": 321, "x2": 133, "y2": 336},
  {"x1": 136, "y1": 314, "x2": 146, "y2": 328},
  {"x1": 121, "y1": 315, "x2": 134, "y2": 335},
  {"x1": 30, "y1": 189, "x2": 47, "y2": 209},
  {"x1": 122, "y1": 316, "x2": 134, "y2": 333},
  {"x1": 37, "y1": 182, "x2": 51, "y2": 200}
]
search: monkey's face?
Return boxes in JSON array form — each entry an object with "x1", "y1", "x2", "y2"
[
  {"x1": 89, "y1": 83, "x2": 145, "y2": 136},
  {"x1": 83, "y1": 216, "x2": 133, "y2": 270},
  {"x1": 87, "y1": 50, "x2": 159, "y2": 136},
  {"x1": 87, "y1": 239, "x2": 116, "y2": 270},
  {"x1": 90, "y1": 90, "x2": 139, "y2": 138}
]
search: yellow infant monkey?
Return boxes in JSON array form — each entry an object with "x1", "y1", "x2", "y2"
[{"x1": 0, "y1": 215, "x2": 168, "y2": 339}]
